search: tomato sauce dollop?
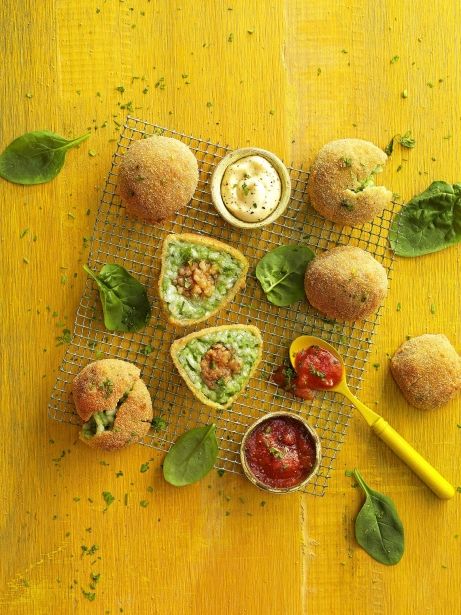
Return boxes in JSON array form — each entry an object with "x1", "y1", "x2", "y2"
[
  {"x1": 295, "y1": 345, "x2": 343, "y2": 391},
  {"x1": 244, "y1": 416, "x2": 317, "y2": 489}
]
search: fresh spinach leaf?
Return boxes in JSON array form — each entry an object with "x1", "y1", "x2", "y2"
[
  {"x1": 255, "y1": 245, "x2": 315, "y2": 306},
  {"x1": 0, "y1": 130, "x2": 90, "y2": 185},
  {"x1": 349, "y1": 469, "x2": 404, "y2": 566},
  {"x1": 163, "y1": 424, "x2": 218, "y2": 486},
  {"x1": 389, "y1": 181, "x2": 461, "y2": 256},
  {"x1": 84, "y1": 263, "x2": 151, "y2": 332}
]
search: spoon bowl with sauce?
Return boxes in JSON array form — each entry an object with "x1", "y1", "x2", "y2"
[{"x1": 289, "y1": 335, "x2": 455, "y2": 500}]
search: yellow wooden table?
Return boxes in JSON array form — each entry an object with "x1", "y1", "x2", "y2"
[{"x1": 1, "y1": 1, "x2": 460, "y2": 613}]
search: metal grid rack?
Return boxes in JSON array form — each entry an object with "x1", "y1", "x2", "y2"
[{"x1": 48, "y1": 116, "x2": 396, "y2": 496}]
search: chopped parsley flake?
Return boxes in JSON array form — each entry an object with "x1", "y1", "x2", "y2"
[
  {"x1": 56, "y1": 328, "x2": 72, "y2": 346},
  {"x1": 81, "y1": 544, "x2": 99, "y2": 557},
  {"x1": 340, "y1": 199, "x2": 354, "y2": 211},
  {"x1": 241, "y1": 181, "x2": 250, "y2": 196},
  {"x1": 399, "y1": 131, "x2": 416, "y2": 148},
  {"x1": 151, "y1": 416, "x2": 168, "y2": 431},
  {"x1": 140, "y1": 343, "x2": 153, "y2": 355},
  {"x1": 102, "y1": 491, "x2": 115, "y2": 507},
  {"x1": 268, "y1": 446, "x2": 284, "y2": 459},
  {"x1": 81, "y1": 589, "x2": 96, "y2": 601},
  {"x1": 99, "y1": 378, "x2": 114, "y2": 398},
  {"x1": 309, "y1": 365, "x2": 326, "y2": 379}
]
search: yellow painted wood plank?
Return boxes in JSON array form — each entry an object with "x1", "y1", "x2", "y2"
[
  {"x1": 286, "y1": 1, "x2": 461, "y2": 613},
  {"x1": 1, "y1": 1, "x2": 460, "y2": 614}
]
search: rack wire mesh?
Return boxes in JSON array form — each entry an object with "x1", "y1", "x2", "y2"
[{"x1": 48, "y1": 116, "x2": 396, "y2": 496}]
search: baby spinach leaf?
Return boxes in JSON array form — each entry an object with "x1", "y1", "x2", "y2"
[
  {"x1": 350, "y1": 469, "x2": 404, "y2": 566},
  {"x1": 0, "y1": 130, "x2": 90, "y2": 185},
  {"x1": 389, "y1": 181, "x2": 461, "y2": 256},
  {"x1": 255, "y1": 245, "x2": 315, "y2": 306},
  {"x1": 163, "y1": 424, "x2": 218, "y2": 486},
  {"x1": 84, "y1": 263, "x2": 151, "y2": 332}
]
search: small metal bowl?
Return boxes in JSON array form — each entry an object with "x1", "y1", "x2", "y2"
[
  {"x1": 240, "y1": 411, "x2": 322, "y2": 494},
  {"x1": 210, "y1": 147, "x2": 291, "y2": 229}
]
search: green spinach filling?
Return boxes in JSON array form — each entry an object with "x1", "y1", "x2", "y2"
[
  {"x1": 81, "y1": 391, "x2": 130, "y2": 439},
  {"x1": 162, "y1": 241, "x2": 243, "y2": 320}
]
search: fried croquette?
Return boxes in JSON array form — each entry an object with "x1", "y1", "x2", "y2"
[
  {"x1": 390, "y1": 334, "x2": 461, "y2": 410},
  {"x1": 118, "y1": 135, "x2": 199, "y2": 224},
  {"x1": 304, "y1": 245, "x2": 388, "y2": 321},
  {"x1": 307, "y1": 138, "x2": 392, "y2": 226},
  {"x1": 72, "y1": 359, "x2": 153, "y2": 451}
]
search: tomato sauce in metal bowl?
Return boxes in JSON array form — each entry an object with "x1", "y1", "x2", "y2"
[{"x1": 240, "y1": 412, "x2": 321, "y2": 492}]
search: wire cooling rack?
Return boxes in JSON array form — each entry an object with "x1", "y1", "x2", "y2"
[{"x1": 48, "y1": 116, "x2": 396, "y2": 495}]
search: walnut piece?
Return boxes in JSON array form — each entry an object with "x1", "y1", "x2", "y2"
[
  {"x1": 175, "y1": 260, "x2": 219, "y2": 299},
  {"x1": 200, "y1": 344, "x2": 241, "y2": 389}
]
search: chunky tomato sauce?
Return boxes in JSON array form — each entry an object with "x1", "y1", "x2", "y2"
[
  {"x1": 272, "y1": 345, "x2": 343, "y2": 400},
  {"x1": 244, "y1": 416, "x2": 317, "y2": 489},
  {"x1": 294, "y1": 345, "x2": 343, "y2": 390}
]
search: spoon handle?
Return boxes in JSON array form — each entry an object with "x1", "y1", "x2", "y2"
[{"x1": 372, "y1": 417, "x2": 455, "y2": 499}]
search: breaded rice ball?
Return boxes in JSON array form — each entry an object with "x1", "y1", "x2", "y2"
[
  {"x1": 307, "y1": 138, "x2": 392, "y2": 226},
  {"x1": 390, "y1": 334, "x2": 461, "y2": 410},
  {"x1": 72, "y1": 359, "x2": 153, "y2": 451},
  {"x1": 304, "y1": 246, "x2": 388, "y2": 321},
  {"x1": 119, "y1": 135, "x2": 199, "y2": 224}
]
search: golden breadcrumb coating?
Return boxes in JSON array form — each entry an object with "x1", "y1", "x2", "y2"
[
  {"x1": 390, "y1": 334, "x2": 461, "y2": 410},
  {"x1": 72, "y1": 359, "x2": 140, "y2": 422},
  {"x1": 304, "y1": 245, "x2": 388, "y2": 321},
  {"x1": 308, "y1": 138, "x2": 392, "y2": 226},
  {"x1": 84, "y1": 379, "x2": 153, "y2": 451},
  {"x1": 72, "y1": 359, "x2": 153, "y2": 451},
  {"x1": 119, "y1": 135, "x2": 199, "y2": 224}
]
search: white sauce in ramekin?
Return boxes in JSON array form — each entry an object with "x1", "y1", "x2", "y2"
[{"x1": 220, "y1": 155, "x2": 281, "y2": 222}]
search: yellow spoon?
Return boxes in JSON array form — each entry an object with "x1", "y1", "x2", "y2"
[{"x1": 289, "y1": 335, "x2": 455, "y2": 500}]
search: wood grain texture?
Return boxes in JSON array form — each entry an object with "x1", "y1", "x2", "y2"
[{"x1": 1, "y1": 1, "x2": 460, "y2": 614}]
